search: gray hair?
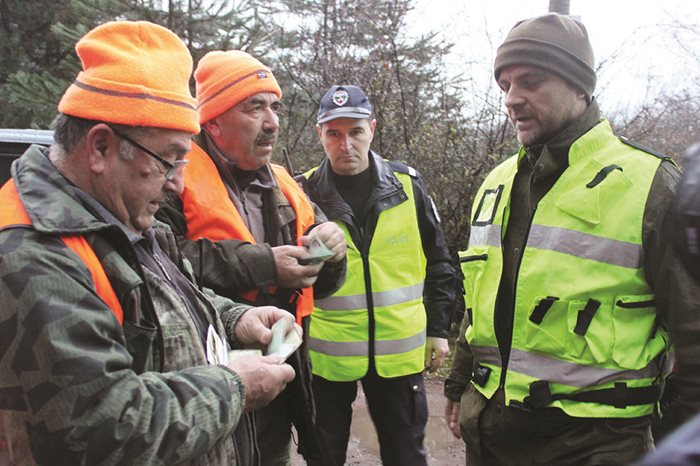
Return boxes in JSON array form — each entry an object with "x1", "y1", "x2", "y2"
[{"x1": 50, "y1": 113, "x2": 152, "y2": 160}]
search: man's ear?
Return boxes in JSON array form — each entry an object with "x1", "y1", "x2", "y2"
[
  {"x1": 203, "y1": 118, "x2": 222, "y2": 138},
  {"x1": 369, "y1": 118, "x2": 377, "y2": 137},
  {"x1": 315, "y1": 124, "x2": 323, "y2": 140},
  {"x1": 85, "y1": 124, "x2": 115, "y2": 175}
]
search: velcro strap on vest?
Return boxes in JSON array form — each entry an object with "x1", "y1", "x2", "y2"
[
  {"x1": 523, "y1": 380, "x2": 663, "y2": 410},
  {"x1": 574, "y1": 299, "x2": 600, "y2": 336},
  {"x1": 529, "y1": 296, "x2": 559, "y2": 324},
  {"x1": 586, "y1": 165, "x2": 623, "y2": 188}
]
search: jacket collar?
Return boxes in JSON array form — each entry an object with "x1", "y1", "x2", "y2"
[
  {"x1": 520, "y1": 98, "x2": 602, "y2": 182},
  {"x1": 197, "y1": 131, "x2": 277, "y2": 191},
  {"x1": 308, "y1": 151, "x2": 405, "y2": 221},
  {"x1": 12, "y1": 145, "x2": 111, "y2": 235}
]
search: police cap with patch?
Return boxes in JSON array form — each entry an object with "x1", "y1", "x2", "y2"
[{"x1": 317, "y1": 85, "x2": 372, "y2": 124}]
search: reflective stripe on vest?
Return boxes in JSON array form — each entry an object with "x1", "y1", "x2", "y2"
[
  {"x1": 470, "y1": 223, "x2": 643, "y2": 269},
  {"x1": 0, "y1": 180, "x2": 124, "y2": 324},
  {"x1": 308, "y1": 330, "x2": 426, "y2": 357},
  {"x1": 315, "y1": 282, "x2": 424, "y2": 311},
  {"x1": 463, "y1": 120, "x2": 669, "y2": 418},
  {"x1": 181, "y1": 143, "x2": 316, "y2": 323},
  {"x1": 308, "y1": 170, "x2": 427, "y2": 381},
  {"x1": 471, "y1": 344, "x2": 661, "y2": 388}
]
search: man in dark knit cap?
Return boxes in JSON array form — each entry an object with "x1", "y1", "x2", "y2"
[{"x1": 444, "y1": 12, "x2": 700, "y2": 465}]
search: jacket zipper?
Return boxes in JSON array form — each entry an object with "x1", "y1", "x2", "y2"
[
  {"x1": 498, "y1": 205, "x2": 537, "y2": 389},
  {"x1": 358, "y1": 190, "x2": 397, "y2": 368},
  {"x1": 152, "y1": 253, "x2": 172, "y2": 282}
]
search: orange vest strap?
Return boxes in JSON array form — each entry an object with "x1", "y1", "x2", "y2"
[
  {"x1": 182, "y1": 143, "x2": 316, "y2": 323},
  {"x1": 0, "y1": 179, "x2": 124, "y2": 324},
  {"x1": 61, "y1": 236, "x2": 124, "y2": 325}
]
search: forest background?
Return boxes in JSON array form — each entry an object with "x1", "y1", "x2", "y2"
[{"x1": 1, "y1": 0, "x2": 698, "y2": 326}]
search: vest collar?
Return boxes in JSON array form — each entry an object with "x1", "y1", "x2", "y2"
[{"x1": 199, "y1": 131, "x2": 278, "y2": 193}]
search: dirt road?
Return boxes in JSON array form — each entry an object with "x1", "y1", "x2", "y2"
[{"x1": 292, "y1": 375, "x2": 465, "y2": 465}]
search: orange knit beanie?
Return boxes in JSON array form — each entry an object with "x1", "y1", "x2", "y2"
[
  {"x1": 195, "y1": 50, "x2": 282, "y2": 124},
  {"x1": 58, "y1": 21, "x2": 199, "y2": 134}
]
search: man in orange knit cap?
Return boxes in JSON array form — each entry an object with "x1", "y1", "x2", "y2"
[
  {"x1": 0, "y1": 21, "x2": 297, "y2": 465},
  {"x1": 156, "y1": 50, "x2": 347, "y2": 464}
]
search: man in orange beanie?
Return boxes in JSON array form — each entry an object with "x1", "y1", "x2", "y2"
[
  {"x1": 0, "y1": 21, "x2": 297, "y2": 465},
  {"x1": 156, "y1": 50, "x2": 347, "y2": 465}
]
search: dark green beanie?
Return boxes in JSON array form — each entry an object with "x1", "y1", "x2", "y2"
[{"x1": 494, "y1": 13, "x2": 596, "y2": 97}]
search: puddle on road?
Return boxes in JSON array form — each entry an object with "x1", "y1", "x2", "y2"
[
  {"x1": 348, "y1": 385, "x2": 465, "y2": 462},
  {"x1": 292, "y1": 380, "x2": 466, "y2": 465}
]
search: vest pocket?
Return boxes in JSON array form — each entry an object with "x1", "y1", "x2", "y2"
[
  {"x1": 524, "y1": 297, "x2": 568, "y2": 355},
  {"x1": 123, "y1": 320, "x2": 157, "y2": 373},
  {"x1": 161, "y1": 322, "x2": 200, "y2": 371},
  {"x1": 612, "y1": 294, "x2": 660, "y2": 369},
  {"x1": 460, "y1": 251, "x2": 489, "y2": 343},
  {"x1": 567, "y1": 299, "x2": 613, "y2": 364},
  {"x1": 460, "y1": 251, "x2": 488, "y2": 308}
]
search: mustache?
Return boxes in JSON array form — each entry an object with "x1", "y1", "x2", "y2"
[{"x1": 255, "y1": 131, "x2": 277, "y2": 145}]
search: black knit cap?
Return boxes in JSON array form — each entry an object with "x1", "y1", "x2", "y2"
[{"x1": 494, "y1": 13, "x2": 596, "y2": 97}]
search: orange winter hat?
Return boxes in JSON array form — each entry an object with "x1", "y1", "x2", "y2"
[
  {"x1": 58, "y1": 21, "x2": 199, "y2": 134},
  {"x1": 195, "y1": 50, "x2": 281, "y2": 124}
]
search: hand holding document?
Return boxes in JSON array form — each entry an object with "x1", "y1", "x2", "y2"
[
  {"x1": 298, "y1": 233, "x2": 336, "y2": 265},
  {"x1": 266, "y1": 319, "x2": 302, "y2": 361}
]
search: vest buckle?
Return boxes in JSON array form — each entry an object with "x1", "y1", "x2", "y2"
[
  {"x1": 473, "y1": 365, "x2": 491, "y2": 387},
  {"x1": 524, "y1": 380, "x2": 552, "y2": 409}
]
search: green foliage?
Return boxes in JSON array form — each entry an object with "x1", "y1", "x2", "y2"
[
  {"x1": 0, "y1": 0, "x2": 134, "y2": 128},
  {"x1": 0, "y1": 0, "x2": 269, "y2": 128},
  {"x1": 3, "y1": 0, "x2": 695, "y2": 262},
  {"x1": 0, "y1": 0, "x2": 514, "y2": 253},
  {"x1": 264, "y1": 0, "x2": 516, "y2": 252}
]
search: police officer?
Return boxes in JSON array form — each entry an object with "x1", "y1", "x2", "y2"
[{"x1": 302, "y1": 85, "x2": 456, "y2": 466}]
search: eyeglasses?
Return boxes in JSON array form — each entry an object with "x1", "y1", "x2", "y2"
[{"x1": 109, "y1": 126, "x2": 188, "y2": 181}]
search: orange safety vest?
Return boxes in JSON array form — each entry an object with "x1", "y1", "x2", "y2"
[
  {"x1": 181, "y1": 143, "x2": 316, "y2": 323},
  {"x1": 0, "y1": 180, "x2": 124, "y2": 325}
]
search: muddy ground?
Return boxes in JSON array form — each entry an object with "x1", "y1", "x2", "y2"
[{"x1": 292, "y1": 375, "x2": 466, "y2": 465}]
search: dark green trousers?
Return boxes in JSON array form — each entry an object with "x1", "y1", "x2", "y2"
[
  {"x1": 459, "y1": 384, "x2": 653, "y2": 466},
  {"x1": 254, "y1": 389, "x2": 292, "y2": 466}
]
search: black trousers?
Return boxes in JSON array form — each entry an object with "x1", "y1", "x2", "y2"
[
  {"x1": 308, "y1": 368, "x2": 428, "y2": 466},
  {"x1": 460, "y1": 385, "x2": 653, "y2": 466}
]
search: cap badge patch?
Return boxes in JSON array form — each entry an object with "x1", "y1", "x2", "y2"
[
  {"x1": 257, "y1": 71, "x2": 268, "y2": 79},
  {"x1": 332, "y1": 89, "x2": 349, "y2": 106}
]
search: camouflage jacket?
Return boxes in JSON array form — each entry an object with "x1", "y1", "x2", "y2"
[{"x1": 0, "y1": 146, "x2": 252, "y2": 465}]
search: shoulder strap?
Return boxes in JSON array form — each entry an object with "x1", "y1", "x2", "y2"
[
  {"x1": 618, "y1": 136, "x2": 672, "y2": 161},
  {"x1": 387, "y1": 160, "x2": 419, "y2": 178},
  {"x1": 181, "y1": 143, "x2": 255, "y2": 243},
  {"x1": 0, "y1": 179, "x2": 124, "y2": 324},
  {"x1": 270, "y1": 164, "x2": 317, "y2": 323},
  {"x1": 61, "y1": 236, "x2": 124, "y2": 324}
]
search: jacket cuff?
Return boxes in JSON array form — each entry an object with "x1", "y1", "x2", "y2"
[
  {"x1": 219, "y1": 365, "x2": 247, "y2": 412},
  {"x1": 426, "y1": 328, "x2": 450, "y2": 339},
  {"x1": 444, "y1": 378, "x2": 469, "y2": 402},
  {"x1": 221, "y1": 305, "x2": 253, "y2": 348}
]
